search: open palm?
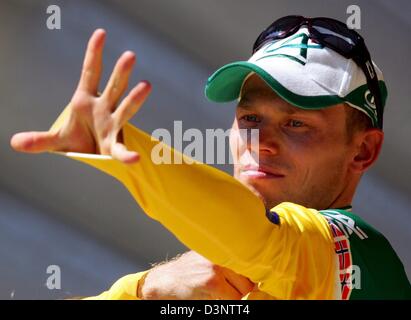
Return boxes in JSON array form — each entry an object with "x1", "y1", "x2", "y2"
[{"x1": 10, "y1": 29, "x2": 151, "y2": 164}]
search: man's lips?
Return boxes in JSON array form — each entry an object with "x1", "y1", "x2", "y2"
[{"x1": 240, "y1": 165, "x2": 285, "y2": 178}]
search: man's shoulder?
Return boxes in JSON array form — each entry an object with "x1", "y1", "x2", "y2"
[
  {"x1": 318, "y1": 208, "x2": 411, "y2": 299},
  {"x1": 271, "y1": 203, "x2": 377, "y2": 237}
]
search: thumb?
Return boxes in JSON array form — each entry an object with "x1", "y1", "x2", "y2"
[
  {"x1": 111, "y1": 141, "x2": 140, "y2": 164},
  {"x1": 10, "y1": 131, "x2": 61, "y2": 153}
]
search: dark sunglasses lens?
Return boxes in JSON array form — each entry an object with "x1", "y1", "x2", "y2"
[
  {"x1": 313, "y1": 18, "x2": 356, "y2": 37},
  {"x1": 269, "y1": 15, "x2": 304, "y2": 37},
  {"x1": 253, "y1": 15, "x2": 303, "y2": 52},
  {"x1": 311, "y1": 19, "x2": 356, "y2": 55}
]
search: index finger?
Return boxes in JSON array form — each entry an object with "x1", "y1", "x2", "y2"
[{"x1": 76, "y1": 29, "x2": 106, "y2": 95}]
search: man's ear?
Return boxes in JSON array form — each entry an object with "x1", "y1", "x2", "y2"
[{"x1": 350, "y1": 128, "x2": 384, "y2": 173}]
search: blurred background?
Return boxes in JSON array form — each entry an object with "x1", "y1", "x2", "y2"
[{"x1": 0, "y1": 0, "x2": 410, "y2": 299}]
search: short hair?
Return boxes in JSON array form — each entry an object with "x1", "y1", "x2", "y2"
[{"x1": 344, "y1": 104, "x2": 373, "y2": 141}]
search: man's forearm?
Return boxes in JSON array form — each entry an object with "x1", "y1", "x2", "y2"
[
  {"x1": 49, "y1": 106, "x2": 271, "y2": 276},
  {"x1": 49, "y1": 107, "x2": 336, "y2": 299}
]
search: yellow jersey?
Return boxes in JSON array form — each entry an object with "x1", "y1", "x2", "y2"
[{"x1": 50, "y1": 106, "x2": 411, "y2": 300}]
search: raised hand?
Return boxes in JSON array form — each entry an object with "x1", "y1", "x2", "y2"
[{"x1": 10, "y1": 29, "x2": 151, "y2": 164}]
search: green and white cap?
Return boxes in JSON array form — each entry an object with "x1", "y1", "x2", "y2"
[{"x1": 205, "y1": 27, "x2": 387, "y2": 128}]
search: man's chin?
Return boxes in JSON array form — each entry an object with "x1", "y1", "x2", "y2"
[{"x1": 236, "y1": 176, "x2": 284, "y2": 208}]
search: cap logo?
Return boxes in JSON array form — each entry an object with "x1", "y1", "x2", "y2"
[{"x1": 256, "y1": 32, "x2": 323, "y2": 66}]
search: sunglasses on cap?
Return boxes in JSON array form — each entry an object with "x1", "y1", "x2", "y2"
[{"x1": 253, "y1": 15, "x2": 383, "y2": 129}]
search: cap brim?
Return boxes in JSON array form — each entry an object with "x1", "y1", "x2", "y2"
[{"x1": 205, "y1": 61, "x2": 343, "y2": 109}]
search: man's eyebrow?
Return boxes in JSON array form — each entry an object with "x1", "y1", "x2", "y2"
[
  {"x1": 237, "y1": 94, "x2": 328, "y2": 117},
  {"x1": 237, "y1": 93, "x2": 268, "y2": 107},
  {"x1": 238, "y1": 90, "x2": 283, "y2": 106}
]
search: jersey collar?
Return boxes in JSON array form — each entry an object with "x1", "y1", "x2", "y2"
[{"x1": 332, "y1": 205, "x2": 352, "y2": 212}]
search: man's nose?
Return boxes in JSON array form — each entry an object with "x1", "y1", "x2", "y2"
[{"x1": 256, "y1": 125, "x2": 281, "y2": 156}]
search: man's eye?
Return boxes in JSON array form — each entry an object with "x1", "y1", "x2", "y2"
[
  {"x1": 288, "y1": 119, "x2": 304, "y2": 127},
  {"x1": 242, "y1": 115, "x2": 260, "y2": 122}
]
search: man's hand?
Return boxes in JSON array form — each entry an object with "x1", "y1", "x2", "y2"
[
  {"x1": 10, "y1": 29, "x2": 151, "y2": 163},
  {"x1": 139, "y1": 251, "x2": 255, "y2": 300}
]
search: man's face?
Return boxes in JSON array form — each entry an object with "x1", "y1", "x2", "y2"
[{"x1": 230, "y1": 74, "x2": 356, "y2": 210}]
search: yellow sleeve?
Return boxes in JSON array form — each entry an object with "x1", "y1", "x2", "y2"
[
  {"x1": 83, "y1": 271, "x2": 148, "y2": 300},
  {"x1": 48, "y1": 105, "x2": 337, "y2": 299}
]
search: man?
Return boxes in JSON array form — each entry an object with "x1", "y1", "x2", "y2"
[{"x1": 10, "y1": 16, "x2": 411, "y2": 299}]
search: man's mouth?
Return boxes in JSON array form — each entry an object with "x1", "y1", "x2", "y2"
[{"x1": 240, "y1": 165, "x2": 285, "y2": 179}]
